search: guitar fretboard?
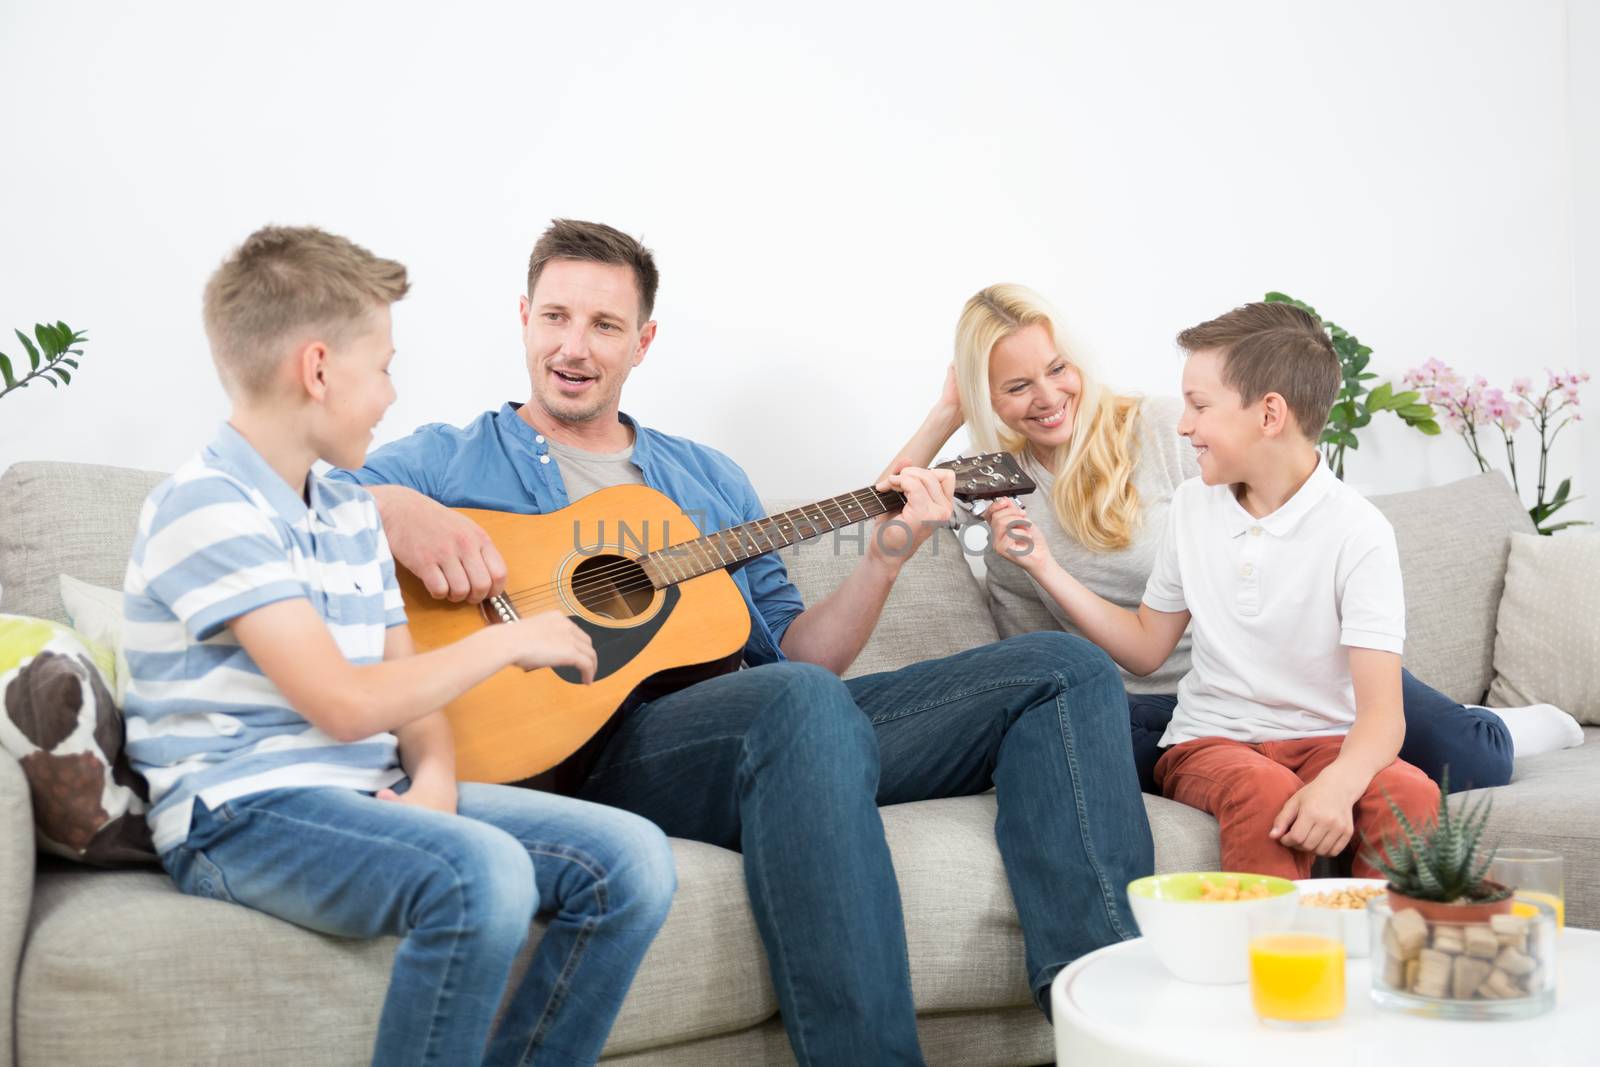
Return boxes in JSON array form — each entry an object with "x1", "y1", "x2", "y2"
[{"x1": 639, "y1": 486, "x2": 905, "y2": 587}]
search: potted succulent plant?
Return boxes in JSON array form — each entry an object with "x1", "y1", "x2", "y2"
[
  {"x1": 1364, "y1": 774, "x2": 1556, "y2": 1015},
  {"x1": 1364, "y1": 771, "x2": 1512, "y2": 923}
]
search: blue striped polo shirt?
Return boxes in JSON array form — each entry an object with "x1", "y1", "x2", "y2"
[{"x1": 122, "y1": 423, "x2": 408, "y2": 854}]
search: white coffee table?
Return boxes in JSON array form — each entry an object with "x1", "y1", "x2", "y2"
[{"x1": 1052, "y1": 927, "x2": 1600, "y2": 1066}]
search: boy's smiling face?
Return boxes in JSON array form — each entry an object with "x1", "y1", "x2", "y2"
[
  {"x1": 313, "y1": 306, "x2": 397, "y2": 470},
  {"x1": 1178, "y1": 347, "x2": 1266, "y2": 485}
]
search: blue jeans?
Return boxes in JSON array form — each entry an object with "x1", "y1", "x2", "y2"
[
  {"x1": 1127, "y1": 669, "x2": 1515, "y2": 796},
  {"x1": 575, "y1": 632, "x2": 1153, "y2": 1066},
  {"x1": 162, "y1": 781, "x2": 676, "y2": 1067}
]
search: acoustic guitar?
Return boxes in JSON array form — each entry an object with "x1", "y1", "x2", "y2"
[{"x1": 398, "y1": 452, "x2": 1035, "y2": 783}]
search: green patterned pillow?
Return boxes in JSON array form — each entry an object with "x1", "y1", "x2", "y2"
[{"x1": 0, "y1": 614, "x2": 156, "y2": 865}]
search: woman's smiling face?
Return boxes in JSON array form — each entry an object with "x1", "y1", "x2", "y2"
[{"x1": 987, "y1": 322, "x2": 1082, "y2": 458}]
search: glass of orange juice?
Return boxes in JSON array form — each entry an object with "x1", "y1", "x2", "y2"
[
  {"x1": 1247, "y1": 908, "x2": 1345, "y2": 1027},
  {"x1": 1490, "y1": 848, "x2": 1564, "y2": 929}
]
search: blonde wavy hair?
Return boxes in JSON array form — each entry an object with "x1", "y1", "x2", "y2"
[{"x1": 955, "y1": 284, "x2": 1143, "y2": 553}]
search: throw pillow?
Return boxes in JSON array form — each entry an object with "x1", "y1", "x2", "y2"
[
  {"x1": 59, "y1": 573, "x2": 131, "y2": 702},
  {"x1": 1487, "y1": 533, "x2": 1600, "y2": 725},
  {"x1": 0, "y1": 614, "x2": 157, "y2": 865}
]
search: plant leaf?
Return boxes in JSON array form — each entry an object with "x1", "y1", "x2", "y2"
[
  {"x1": 52, "y1": 367, "x2": 71, "y2": 385},
  {"x1": 1369, "y1": 381, "x2": 1394, "y2": 407},
  {"x1": 16, "y1": 330, "x2": 41, "y2": 370},
  {"x1": 0, "y1": 353, "x2": 14, "y2": 388},
  {"x1": 35, "y1": 323, "x2": 63, "y2": 359}
]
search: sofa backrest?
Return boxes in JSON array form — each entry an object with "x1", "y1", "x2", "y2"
[
  {"x1": 0, "y1": 462, "x2": 1531, "y2": 699},
  {"x1": 0, "y1": 461, "x2": 166, "y2": 624},
  {"x1": 0, "y1": 461, "x2": 1000, "y2": 682},
  {"x1": 1368, "y1": 470, "x2": 1534, "y2": 705}
]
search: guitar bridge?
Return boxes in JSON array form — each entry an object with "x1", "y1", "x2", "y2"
[{"x1": 482, "y1": 593, "x2": 520, "y2": 624}]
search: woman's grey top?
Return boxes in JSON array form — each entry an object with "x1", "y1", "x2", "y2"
[{"x1": 982, "y1": 395, "x2": 1200, "y2": 695}]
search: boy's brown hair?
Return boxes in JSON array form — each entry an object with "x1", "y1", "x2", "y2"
[
  {"x1": 203, "y1": 226, "x2": 409, "y2": 398},
  {"x1": 526, "y1": 219, "x2": 659, "y2": 324},
  {"x1": 1176, "y1": 302, "x2": 1340, "y2": 439}
]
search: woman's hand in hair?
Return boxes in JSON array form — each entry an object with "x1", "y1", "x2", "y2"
[
  {"x1": 933, "y1": 362, "x2": 963, "y2": 427},
  {"x1": 986, "y1": 498, "x2": 1054, "y2": 577}
]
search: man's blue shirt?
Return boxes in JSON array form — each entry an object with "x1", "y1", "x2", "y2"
[{"x1": 329, "y1": 403, "x2": 805, "y2": 665}]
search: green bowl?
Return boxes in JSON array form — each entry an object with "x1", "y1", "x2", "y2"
[
  {"x1": 1126, "y1": 872, "x2": 1302, "y2": 984},
  {"x1": 1128, "y1": 871, "x2": 1297, "y2": 903}
]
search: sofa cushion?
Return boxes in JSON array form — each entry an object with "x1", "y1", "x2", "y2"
[
  {"x1": 18, "y1": 790, "x2": 1218, "y2": 1064},
  {"x1": 1464, "y1": 727, "x2": 1600, "y2": 930},
  {"x1": 19, "y1": 837, "x2": 773, "y2": 1064},
  {"x1": 0, "y1": 462, "x2": 165, "y2": 624},
  {"x1": 0, "y1": 615, "x2": 154, "y2": 865},
  {"x1": 1368, "y1": 471, "x2": 1535, "y2": 704},
  {"x1": 766, "y1": 503, "x2": 998, "y2": 679},
  {"x1": 1488, "y1": 532, "x2": 1600, "y2": 723}
]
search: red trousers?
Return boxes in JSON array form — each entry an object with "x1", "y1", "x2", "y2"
[{"x1": 1153, "y1": 735, "x2": 1440, "y2": 880}]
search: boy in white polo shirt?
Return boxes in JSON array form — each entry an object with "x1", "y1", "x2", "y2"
[
  {"x1": 122, "y1": 226, "x2": 674, "y2": 1066},
  {"x1": 983, "y1": 301, "x2": 1439, "y2": 879}
]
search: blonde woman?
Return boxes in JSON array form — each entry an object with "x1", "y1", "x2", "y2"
[{"x1": 889, "y1": 284, "x2": 1576, "y2": 794}]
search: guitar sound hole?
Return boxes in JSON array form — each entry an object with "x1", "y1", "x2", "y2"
[{"x1": 570, "y1": 554, "x2": 655, "y2": 621}]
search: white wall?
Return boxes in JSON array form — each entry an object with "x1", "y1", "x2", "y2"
[
  {"x1": 0, "y1": 0, "x2": 1590, "y2": 518},
  {"x1": 1573, "y1": 0, "x2": 1600, "y2": 521}
]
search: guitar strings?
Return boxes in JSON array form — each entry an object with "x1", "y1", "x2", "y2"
[
  {"x1": 448, "y1": 452, "x2": 1015, "y2": 616},
  {"x1": 488, "y1": 457, "x2": 1002, "y2": 606},
  {"x1": 508, "y1": 490, "x2": 889, "y2": 596},
  {"x1": 491, "y1": 489, "x2": 903, "y2": 614},
  {"x1": 495, "y1": 466, "x2": 1013, "y2": 613},
  {"x1": 500, "y1": 495, "x2": 895, "y2": 610}
]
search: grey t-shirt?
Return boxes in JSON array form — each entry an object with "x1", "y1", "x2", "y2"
[
  {"x1": 545, "y1": 436, "x2": 645, "y2": 499},
  {"x1": 983, "y1": 395, "x2": 1200, "y2": 695}
]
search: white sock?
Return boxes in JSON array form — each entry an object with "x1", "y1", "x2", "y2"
[{"x1": 1473, "y1": 703, "x2": 1585, "y2": 758}]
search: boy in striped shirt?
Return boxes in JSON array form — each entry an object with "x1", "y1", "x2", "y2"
[{"x1": 123, "y1": 226, "x2": 675, "y2": 1067}]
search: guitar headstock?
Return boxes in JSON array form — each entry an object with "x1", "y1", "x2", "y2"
[{"x1": 936, "y1": 452, "x2": 1037, "y2": 502}]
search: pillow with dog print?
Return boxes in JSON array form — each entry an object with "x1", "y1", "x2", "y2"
[{"x1": 0, "y1": 614, "x2": 156, "y2": 865}]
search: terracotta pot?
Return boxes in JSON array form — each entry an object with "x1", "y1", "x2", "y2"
[{"x1": 1386, "y1": 880, "x2": 1514, "y2": 924}]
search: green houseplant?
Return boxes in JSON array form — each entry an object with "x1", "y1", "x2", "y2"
[
  {"x1": 1364, "y1": 771, "x2": 1512, "y2": 923},
  {"x1": 1263, "y1": 293, "x2": 1439, "y2": 479},
  {"x1": 0, "y1": 322, "x2": 89, "y2": 401}
]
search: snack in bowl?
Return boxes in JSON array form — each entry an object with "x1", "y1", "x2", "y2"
[
  {"x1": 1127, "y1": 872, "x2": 1299, "y2": 984},
  {"x1": 1301, "y1": 885, "x2": 1385, "y2": 910},
  {"x1": 1291, "y1": 877, "x2": 1387, "y2": 958},
  {"x1": 1199, "y1": 875, "x2": 1272, "y2": 901}
]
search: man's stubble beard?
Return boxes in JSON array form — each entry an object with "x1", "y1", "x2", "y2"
[{"x1": 532, "y1": 382, "x2": 609, "y2": 425}]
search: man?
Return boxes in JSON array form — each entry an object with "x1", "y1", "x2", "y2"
[{"x1": 333, "y1": 219, "x2": 1154, "y2": 1065}]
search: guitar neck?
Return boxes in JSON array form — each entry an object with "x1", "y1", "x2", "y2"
[{"x1": 639, "y1": 486, "x2": 905, "y2": 587}]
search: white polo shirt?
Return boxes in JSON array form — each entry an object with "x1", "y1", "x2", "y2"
[{"x1": 1142, "y1": 459, "x2": 1406, "y2": 747}]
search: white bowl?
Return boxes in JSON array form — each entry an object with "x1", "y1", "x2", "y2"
[
  {"x1": 1127, "y1": 872, "x2": 1301, "y2": 984},
  {"x1": 1291, "y1": 877, "x2": 1387, "y2": 958}
]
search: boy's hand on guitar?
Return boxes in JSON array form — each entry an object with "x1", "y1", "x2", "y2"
[
  {"x1": 870, "y1": 466, "x2": 956, "y2": 568},
  {"x1": 507, "y1": 611, "x2": 598, "y2": 683},
  {"x1": 985, "y1": 498, "x2": 1053, "y2": 576},
  {"x1": 374, "y1": 486, "x2": 507, "y2": 604}
]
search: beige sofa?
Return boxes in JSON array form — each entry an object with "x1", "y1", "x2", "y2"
[{"x1": 2, "y1": 461, "x2": 1595, "y2": 1066}]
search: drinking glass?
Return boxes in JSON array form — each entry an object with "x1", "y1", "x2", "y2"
[
  {"x1": 1247, "y1": 907, "x2": 1346, "y2": 1028},
  {"x1": 1489, "y1": 848, "x2": 1564, "y2": 929}
]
